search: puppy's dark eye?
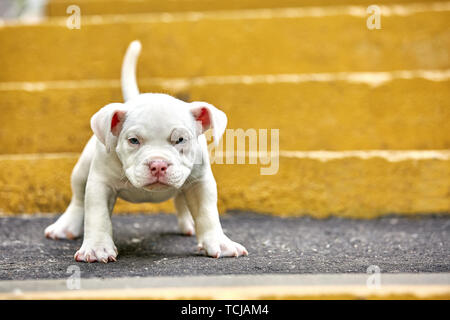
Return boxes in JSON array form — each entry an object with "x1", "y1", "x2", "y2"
[
  {"x1": 175, "y1": 137, "x2": 184, "y2": 145},
  {"x1": 128, "y1": 138, "x2": 140, "y2": 145}
]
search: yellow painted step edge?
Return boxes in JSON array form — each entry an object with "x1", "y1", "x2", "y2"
[
  {"x1": 0, "y1": 150, "x2": 448, "y2": 217},
  {"x1": 1, "y1": 285, "x2": 449, "y2": 300},
  {"x1": 46, "y1": 0, "x2": 450, "y2": 16},
  {"x1": 1, "y1": 73, "x2": 449, "y2": 153},
  {"x1": 1, "y1": 5, "x2": 449, "y2": 81}
]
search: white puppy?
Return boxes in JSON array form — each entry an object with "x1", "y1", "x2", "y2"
[{"x1": 45, "y1": 41, "x2": 248, "y2": 263}]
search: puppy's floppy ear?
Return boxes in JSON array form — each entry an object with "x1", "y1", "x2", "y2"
[
  {"x1": 90, "y1": 103, "x2": 128, "y2": 153},
  {"x1": 189, "y1": 101, "x2": 227, "y2": 146}
]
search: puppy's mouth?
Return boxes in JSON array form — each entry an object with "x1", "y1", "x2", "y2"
[{"x1": 143, "y1": 181, "x2": 172, "y2": 191}]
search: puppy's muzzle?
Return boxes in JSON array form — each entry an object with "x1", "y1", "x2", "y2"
[{"x1": 149, "y1": 159, "x2": 170, "y2": 178}]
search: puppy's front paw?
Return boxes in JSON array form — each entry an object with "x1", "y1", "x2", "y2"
[
  {"x1": 198, "y1": 233, "x2": 248, "y2": 258},
  {"x1": 178, "y1": 216, "x2": 195, "y2": 236},
  {"x1": 45, "y1": 220, "x2": 82, "y2": 240},
  {"x1": 74, "y1": 237, "x2": 118, "y2": 263}
]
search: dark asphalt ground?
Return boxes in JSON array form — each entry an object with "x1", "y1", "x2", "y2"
[{"x1": 0, "y1": 212, "x2": 449, "y2": 280}]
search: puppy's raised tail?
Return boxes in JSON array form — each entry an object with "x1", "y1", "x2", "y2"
[{"x1": 121, "y1": 40, "x2": 142, "y2": 102}]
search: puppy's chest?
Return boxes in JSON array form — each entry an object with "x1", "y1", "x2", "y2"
[{"x1": 117, "y1": 187, "x2": 176, "y2": 204}]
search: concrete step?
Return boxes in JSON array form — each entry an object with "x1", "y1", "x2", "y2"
[
  {"x1": 3, "y1": 273, "x2": 449, "y2": 299},
  {"x1": 46, "y1": 0, "x2": 449, "y2": 15},
  {"x1": 1, "y1": 76, "x2": 449, "y2": 154},
  {"x1": 0, "y1": 214, "x2": 449, "y2": 299},
  {"x1": 0, "y1": 5, "x2": 449, "y2": 82},
  {"x1": 0, "y1": 151, "x2": 448, "y2": 216}
]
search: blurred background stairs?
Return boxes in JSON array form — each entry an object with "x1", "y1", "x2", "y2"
[{"x1": 0, "y1": 0, "x2": 449, "y2": 218}]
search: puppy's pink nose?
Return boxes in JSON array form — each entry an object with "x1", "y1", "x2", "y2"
[{"x1": 149, "y1": 160, "x2": 169, "y2": 177}]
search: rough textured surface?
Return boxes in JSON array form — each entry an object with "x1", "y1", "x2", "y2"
[
  {"x1": 0, "y1": 212, "x2": 449, "y2": 280},
  {"x1": 1, "y1": 11, "x2": 449, "y2": 82},
  {"x1": 1, "y1": 79, "x2": 449, "y2": 154},
  {"x1": 0, "y1": 156, "x2": 449, "y2": 216}
]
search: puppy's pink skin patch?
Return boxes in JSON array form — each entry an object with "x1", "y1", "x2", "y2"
[
  {"x1": 196, "y1": 107, "x2": 211, "y2": 130},
  {"x1": 111, "y1": 112, "x2": 120, "y2": 130},
  {"x1": 110, "y1": 110, "x2": 126, "y2": 136}
]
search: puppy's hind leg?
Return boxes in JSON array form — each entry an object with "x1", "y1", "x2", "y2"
[
  {"x1": 45, "y1": 137, "x2": 95, "y2": 240},
  {"x1": 174, "y1": 193, "x2": 195, "y2": 236}
]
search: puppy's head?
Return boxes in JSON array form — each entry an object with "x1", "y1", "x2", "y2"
[{"x1": 90, "y1": 93, "x2": 226, "y2": 191}]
